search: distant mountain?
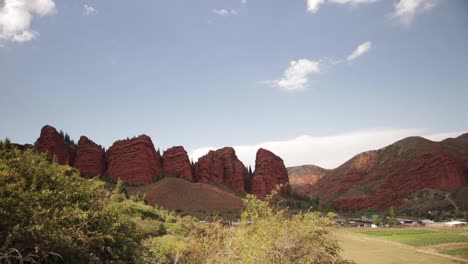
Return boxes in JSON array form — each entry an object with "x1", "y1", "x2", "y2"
[
  {"x1": 311, "y1": 133, "x2": 468, "y2": 210},
  {"x1": 287, "y1": 165, "x2": 329, "y2": 196}
]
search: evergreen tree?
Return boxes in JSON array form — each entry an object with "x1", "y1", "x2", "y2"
[
  {"x1": 248, "y1": 165, "x2": 253, "y2": 179},
  {"x1": 4, "y1": 137, "x2": 11, "y2": 149},
  {"x1": 64, "y1": 133, "x2": 71, "y2": 144},
  {"x1": 388, "y1": 206, "x2": 398, "y2": 218},
  {"x1": 116, "y1": 178, "x2": 128, "y2": 195}
]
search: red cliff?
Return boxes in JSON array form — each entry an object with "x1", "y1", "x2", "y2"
[
  {"x1": 251, "y1": 148, "x2": 290, "y2": 198},
  {"x1": 74, "y1": 136, "x2": 106, "y2": 177},
  {"x1": 193, "y1": 147, "x2": 247, "y2": 192},
  {"x1": 162, "y1": 146, "x2": 193, "y2": 181},
  {"x1": 34, "y1": 125, "x2": 76, "y2": 166},
  {"x1": 107, "y1": 135, "x2": 162, "y2": 185}
]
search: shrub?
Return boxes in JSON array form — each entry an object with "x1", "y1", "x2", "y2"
[
  {"x1": 173, "y1": 191, "x2": 352, "y2": 263},
  {"x1": 0, "y1": 149, "x2": 141, "y2": 263}
]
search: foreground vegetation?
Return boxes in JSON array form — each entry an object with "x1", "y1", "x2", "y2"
[{"x1": 0, "y1": 146, "x2": 351, "y2": 263}]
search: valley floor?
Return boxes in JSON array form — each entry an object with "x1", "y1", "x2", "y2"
[{"x1": 337, "y1": 230, "x2": 468, "y2": 264}]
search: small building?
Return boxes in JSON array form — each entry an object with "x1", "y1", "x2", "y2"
[{"x1": 443, "y1": 221, "x2": 467, "y2": 227}]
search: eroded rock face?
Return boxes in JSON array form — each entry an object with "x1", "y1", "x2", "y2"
[
  {"x1": 287, "y1": 165, "x2": 329, "y2": 196},
  {"x1": 162, "y1": 146, "x2": 193, "y2": 181},
  {"x1": 313, "y1": 136, "x2": 468, "y2": 210},
  {"x1": 107, "y1": 135, "x2": 162, "y2": 185},
  {"x1": 34, "y1": 125, "x2": 76, "y2": 166},
  {"x1": 193, "y1": 147, "x2": 247, "y2": 192},
  {"x1": 74, "y1": 136, "x2": 106, "y2": 177},
  {"x1": 251, "y1": 148, "x2": 290, "y2": 199}
]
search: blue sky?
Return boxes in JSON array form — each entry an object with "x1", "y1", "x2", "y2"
[{"x1": 1, "y1": 0, "x2": 467, "y2": 168}]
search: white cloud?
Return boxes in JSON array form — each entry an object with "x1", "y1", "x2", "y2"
[
  {"x1": 241, "y1": 0, "x2": 247, "y2": 4},
  {"x1": 272, "y1": 59, "x2": 321, "y2": 91},
  {"x1": 188, "y1": 129, "x2": 464, "y2": 169},
  {"x1": 0, "y1": 0, "x2": 56, "y2": 44},
  {"x1": 213, "y1": 9, "x2": 238, "y2": 16},
  {"x1": 307, "y1": 0, "x2": 380, "y2": 14},
  {"x1": 347, "y1": 41, "x2": 372, "y2": 61},
  {"x1": 83, "y1": 4, "x2": 96, "y2": 16},
  {"x1": 307, "y1": 0, "x2": 326, "y2": 13},
  {"x1": 390, "y1": 0, "x2": 438, "y2": 25}
]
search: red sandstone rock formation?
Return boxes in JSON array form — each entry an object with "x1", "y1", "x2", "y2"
[
  {"x1": 193, "y1": 147, "x2": 247, "y2": 192},
  {"x1": 251, "y1": 148, "x2": 290, "y2": 198},
  {"x1": 107, "y1": 135, "x2": 162, "y2": 185},
  {"x1": 162, "y1": 146, "x2": 193, "y2": 181},
  {"x1": 34, "y1": 125, "x2": 76, "y2": 166},
  {"x1": 312, "y1": 135, "x2": 468, "y2": 210},
  {"x1": 74, "y1": 136, "x2": 106, "y2": 177}
]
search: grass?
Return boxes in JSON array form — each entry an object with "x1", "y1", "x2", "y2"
[
  {"x1": 440, "y1": 248, "x2": 468, "y2": 259},
  {"x1": 355, "y1": 228, "x2": 468, "y2": 247},
  {"x1": 337, "y1": 230, "x2": 459, "y2": 264}
]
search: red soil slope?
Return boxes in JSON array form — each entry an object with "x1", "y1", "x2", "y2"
[
  {"x1": 127, "y1": 177, "x2": 243, "y2": 211},
  {"x1": 312, "y1": 134, "x2": 468, "y2": 210},
  {"x1": 287, "y1": 165, "x2": 329, "y2": 196}
]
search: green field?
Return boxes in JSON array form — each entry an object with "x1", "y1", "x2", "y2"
[
  {"x1": 337, "y1": 231, "x2": 462, "y2": 264},
  {"x1": 440, "y1": 248, "x2": 468, "y2": 259},
  {"x1": 340, "y1": 227, "x2": 468, "y2": 262},
  {"x1": 357, "y1": 228, "x2": 468, "y2": 247}
]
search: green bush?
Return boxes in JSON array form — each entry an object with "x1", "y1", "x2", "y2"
[{"x1": 0, "y1": 149, "x2": 141, "y2": 263}]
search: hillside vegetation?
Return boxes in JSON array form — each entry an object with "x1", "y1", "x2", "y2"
[{"x1": 0, "y1": 145, "x2": 351, "y2": 263}]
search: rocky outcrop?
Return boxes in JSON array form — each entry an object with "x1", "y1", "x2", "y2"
[
  {"x1": 193, "y1": 147, "x2": 247, "y2": 192},
  {"x1": 74, "y1": 136, "x2": 106, "y2": 177},
  {"x1": 34, "y1": 125, "x2": 76, "y2": 166},
  {"x1": 107, "y1": 135, "x2": 162, "y2": 185},
  {"x1": 251, "y1": 148, "x2": 290, "y2": 198},
  {"x1": 287, "y1": 165, "x2": 329, "y2": 196},
  {"x1": 162, "y1": 146, "x2": 193, "y2": 181},
  {"x1": 312, "y1": 136, "x2": 468, "y2": 210}
]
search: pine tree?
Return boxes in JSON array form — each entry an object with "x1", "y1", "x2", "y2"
[
  {"x1": 64, "y1": 133, "x2": 71, "y2": 144},
  {"x1": 4, "y1": 137, "x2": 11, "y2": 149}
]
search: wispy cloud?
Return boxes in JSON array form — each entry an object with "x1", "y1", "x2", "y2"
[
  {"x1": 267, "y1": 41, "x2": 372, "y2": 92},
  {"x1": 241, "y1": 0, "x2": 247, "y2": 4},
  {"x1": 83, "y1": 4, "x2": 97, "y2": 16},
  {"x1": 390, "y1": 0, "x2": 438, "y2": 25},
  {"x1": 0, "y1": 0, "x2": 56, "y2": 44},
  {"x1": 189, "y1": 129, "x2": 464, "y2": 169},
  {"x1": 347, "y1": 41, "x2": 372, "y2": 61},
  {"x1": 307, "y1": 0, "x2": 381, "y2": 14},
  {"x1": 213, "y1": 9, "x2": 238, "y2": 16},
  {"x1": 271, "y1": 59, "x2": 321, "y2": 91}
]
